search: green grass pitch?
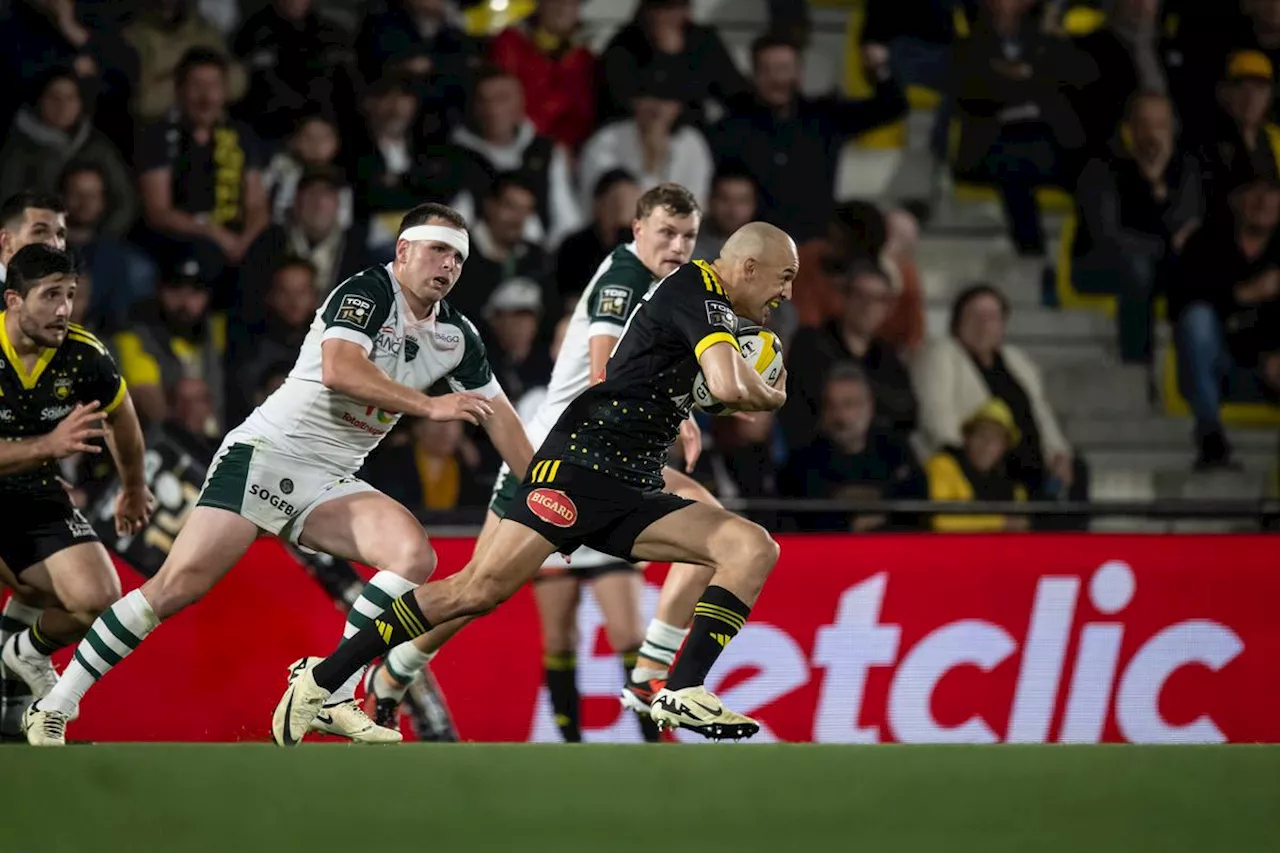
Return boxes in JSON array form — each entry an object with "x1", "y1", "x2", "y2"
[{"x1": 4, "y1": 744, "x2": 1277, "y2": 852}]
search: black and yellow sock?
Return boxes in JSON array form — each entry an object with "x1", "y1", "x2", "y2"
[
  {"x1": 314, "y1": 592, "x2": 431, "y2": 692},
  {"x1": 666, "y1": 586, "x2": 750, "y2": 691},
  {"x1": 25, "y1": 621, "x2": 65, "y2": 657},
  {"x1": 544, "y1": 652, "x2": 581, "y2": 743},
  {"x1": 622, "y1": 648, "x2": 661, "y2": 742}
]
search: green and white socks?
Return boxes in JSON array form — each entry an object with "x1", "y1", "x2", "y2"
[
  {"x1": 633, "y1": 619, "x2": 689, "y2": 681},
  {"x1": 327, "y1": 571, "x2": 419, "y2": 705},
  {"x1": 41, "y1": 589, "x2": 159, "y2": 716}
]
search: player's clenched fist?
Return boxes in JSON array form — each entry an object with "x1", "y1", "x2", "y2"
[
  {"x1": 41, "y1": 402, "x2": 109, "y2": 458},
  {"x1": 423, "y1": 392, "x2": 494, "y2": 425}
]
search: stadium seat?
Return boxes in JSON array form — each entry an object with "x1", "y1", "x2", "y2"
[
  {"x1": 1161, "y1": 346, "x2": 1280, "y2": 426},
  {"x1": 1054, "y1": 212, "x2": 1169, "y2": 321}
]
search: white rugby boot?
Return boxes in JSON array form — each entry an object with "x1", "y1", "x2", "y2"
[{"x1": 648, "y1": 685, "x2": 760, "y2": 740}]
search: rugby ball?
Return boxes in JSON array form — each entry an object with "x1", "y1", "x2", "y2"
[{"x1": 692, "y1": 326, "x2": 784, "y2": 415}]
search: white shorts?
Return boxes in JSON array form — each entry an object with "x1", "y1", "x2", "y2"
[{"x1": 196, "y1": 434, "x2": 377, "y2": 549}]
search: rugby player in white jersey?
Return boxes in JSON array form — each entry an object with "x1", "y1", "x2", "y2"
[
  {"x1": 23, "y1": 203, "x2": 535, "y2": 746},
  {"x1": 362, "y1": 184, "x2": 728, "y2": 731}
]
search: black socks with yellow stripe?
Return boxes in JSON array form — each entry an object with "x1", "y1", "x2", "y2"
[
  {"x1": 313, "y1": 592, "x2": 431, "y2": 693},
  {"x1": 666, "y1": 586, "x2": 750, "y2": 691},
  {"x1": 544, "y1": 652, "x2": 581, "y2": 742}
]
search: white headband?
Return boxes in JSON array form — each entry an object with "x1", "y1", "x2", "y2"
[{"x1": 398, "y1": 224, "x2": 470, "y2": 262}]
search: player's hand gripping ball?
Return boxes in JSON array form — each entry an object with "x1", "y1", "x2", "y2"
[{"x1": 692, "y1": 325, "x2": 784, "y2": 415}]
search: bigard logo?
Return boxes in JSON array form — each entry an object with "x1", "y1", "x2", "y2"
[{"x1": 527, "y1": 488, "x2": 577, "y2": 528}]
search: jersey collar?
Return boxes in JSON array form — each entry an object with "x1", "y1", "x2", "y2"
[
  {"x1": 385, "y1": 262, "x2": 438, "y2": 327},
  {"x1": 0, "y1": 311, "x2": 57, "y2": 390}
]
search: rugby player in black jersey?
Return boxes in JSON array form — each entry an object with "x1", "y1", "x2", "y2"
[
  {"x1": 275, "y1": 222, "x2": 796, "y2": 743},
  {"x1": 0, "y1": 245, "x2": 152, "y2": 738}
]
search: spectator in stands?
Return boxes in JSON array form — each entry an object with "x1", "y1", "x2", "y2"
[
  {"x1": 701, "y1": 411, "x2": 779, "y2": 501},
  {"x1": 489, "y1": 0, "x2": 597, "y2": 151},
  {"x1": 789, "y1": 201, "x2": 888, "y2": 330},
  {"x1": 555, "y1": 169, "x2": 639, "y2": 298},
  {"x1": 242, "y1": 166, "x2": 368, "y2": 322},
  {"x1": 113, "y1": 250, "x2": 228, "y2": 430},
  {"x1": 136, "y1": 48, "x2": 269, "y2": 277},
  {"x1": 0, "y1": 0, "x2": 138, "y2": 155},
  {"x1": 355, "y1": 0, "x2": 481, "y2": 138},
  {"x1": 950, "y1": 0, "x2": 1097, "y2": 256},
  {"x1": 926, "y1": 397, "x2": 1029, "y2": 532},
  {"x1": 710, "y1": 33, "x2": 907, "y2": 243},
  {"x1": 694, "y1": 168, "x2": 759, "y2": 261},
  {"x1": 879, "y1": 208, "x2": 927, "y2": 353},
  {"x1": 229, "y1": 257, "x2": 319, "y2": 426},
  {"x1": 579, "y1": 67, "x2": 715, "y2": 213},
  {"x1": 451, "y1": 66, "x2": 582, "y2": 249},
  {"x1": 362, "y1": 415, "x2": 489, "y2": 518},
  {"x1": 1170, "y1": 176, "x2": 1280, "y2": 468},
  {"x1": 913, "y1": 283, "x2": 1088, "y2": 508},
  {"x1": 451, "y1": 172, "x2": 550, "y2": 328},
  {"x1": 597, "y1": 0, "x2": 748, "y2": 126},
  {"x1": 348, "y1": 73, "x2": 476, "y2": 255},
  {"x1": 166, "y1": 376, "x2": 221, "y2": 443},
  {"x1": 1197, "y1": 51, "x2": 1280, "y2": 219},
  {"x1": 124, "y1": 0, "x2": 247, "y2": 124},
  {"x1": 483, "y1": 277, "x2": 554, "y2": 404},
  {"x1": 232, "y1": 0, "x2": 356, "y2": 142},
  {"x1": 780, "y1": 363, "x2": 925, "y2": 532},
  {"x1": 0, "y1": 189, "x2": 65, "y2": 285},
  {"x1": 782, "y1": 260, "x2": 918, "y2": 449},
  {"x1": 862, "y1": 0, "x2": 977, "y2": 161},
  {"x1": 263, "y1": 112, "x2": 353, "y2": 229},
  {"x1": 1072, "y1": 0, "x2": 1187, "y2": 154},
  {"x1": 0, "y1": 70, "x2": 136, "y2": 239},
  {"x1": 1072, "y1": 91, "x2": 1202, "y2": 363},
  {"x1": 61, "y1": 164, "x2": 156, "y2": 330}
]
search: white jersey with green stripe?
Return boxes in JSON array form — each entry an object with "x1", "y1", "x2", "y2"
[
  {"x1": 525, "y1": 242, "x2": 656, "y2": 447},
  {"x1": 235, "y1": 263, "x2": 502, "y2": 473}
]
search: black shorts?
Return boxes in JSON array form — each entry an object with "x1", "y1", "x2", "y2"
[
  {"x1": 506, "y1": 460, "x2": 694, "y2": 562},
  {"x1": 0, "y1": 491, "x2": 100, "y2": 576}
]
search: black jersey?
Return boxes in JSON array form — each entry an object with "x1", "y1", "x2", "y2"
[
  {"x1": 540, "y1": 260, "x2": 740, "y2": 491},
  {"x1": 0, "y1": 318, "x2": 127, "y2": 498}
]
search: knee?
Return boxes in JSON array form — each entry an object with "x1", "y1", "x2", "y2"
[
  {"x1": 385, "y1": 541, "x2": 437, "y2": 584},
  {"x1": 718, "y1": 520, "x2": 780, "y2": 578},
  {"x1": 63, "y1": 583, "x2": 121, "y2": 622},
  {"x1": 1178, "y1": 302, "x2": 1220, "y2": 344}
]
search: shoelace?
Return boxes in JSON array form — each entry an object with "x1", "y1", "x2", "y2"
[
  {"x1": 42, "y1": 711, "x2": 68, "y2": 738},
  {"x1": 337, "y1": 700, "x2": 378, "y2": 728}
]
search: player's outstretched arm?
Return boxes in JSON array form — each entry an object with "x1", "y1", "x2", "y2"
[
  {"x1": 481, "y1": 393, "x2": 535, "y2": 478},
  {"x1": 321, "y1": 339, "x2": 494, "y2": 424},
  {"x1": 698, "y1": 342, "x2": 787, "y2": 412},
  {"x1": 105, "y1": 395, "x2": 155, "y2": 536},
  {"x1": 0, "y1": 402, "x2": 107, "y2": 476}
]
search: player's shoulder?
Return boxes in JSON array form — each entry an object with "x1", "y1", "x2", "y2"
[
  {"x1": 590, "y1": 243, "x2": 653, "y2": 292},
  {"x1": 331, "y1": 264, "x2": 395, "y2": 300},
  {"x1": 435, "y1": 300, "x2": 485, "y2": 346},
  {"x1": 651, "y1": 260, "x2": 730, "y2": 309},
  {"x1": 63, "y1": 324, "x2": 111, "y2": 358}
]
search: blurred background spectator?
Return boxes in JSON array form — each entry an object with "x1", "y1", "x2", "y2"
[
  {"x1": 781, "y1": 363, "x2": 925, "y2": 532},
  {"x1": 0, "y1": 69, "x2": 137, "y2": 237},
  {"x1": 926, "y1": 397, "x2": 1029, "y2": 532},
  {"x1": 1170, "y1": 176, "x2": 1280, "y2": 469},
  {"x1": 579, "y1": 66, "x2": 715, "y2": 211},
  {"x1": 913, "y1": 284, "x2": 1088, "y2": 514},
  {"x1": 555, "y1": 168, "x2": 639, "y2": 297},
  {"x1": 950, "y1": 0, "x2": 1096, "y2": 256},
  {"x1": 710, "y1": 31, "x2": 906, "y2": 243},
  {"x1": 451, "y1": 65, "x2": 581, "y2": 248},
  {"x1": 597, "y1": 0, "x2": 748, "y2": 126},
  {"x1": 482, "y1": 276, "x2": 554, "y2": 403},
  {"x1": 782, "y1": 259, "x2": 918, "y2": 450},
  {"x1": 694, "y1": 167, "x2": 759, "y2": 260},
  {"x1": 1197, "y1": 50, "x2": 1279, "y2": 220},
  {"x1": 263, "y1": 112, "x2": 354, "y2": 228},
  {"x1": 488, "y1": 0, "x2": 597, "y2": 151},
  {"x1": 1071, "y1": 90, "x2": 1201, "y2": 364}
]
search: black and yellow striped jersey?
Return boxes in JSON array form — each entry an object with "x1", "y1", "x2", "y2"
[
  {"x1": 539, "y1": 260, "x2": 740, "y2": 491},
  {"x1": 0, "y1": 316, "x2": 127, "y2": 497}
]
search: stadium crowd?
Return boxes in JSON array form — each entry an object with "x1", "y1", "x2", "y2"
[{"x1": 0, "y1": 0, "x2": 1276, "y2": 536}]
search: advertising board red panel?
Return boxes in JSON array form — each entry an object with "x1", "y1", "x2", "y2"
[{"x1": 49, "y1": 535, "x2": 1280, "y2": 743}]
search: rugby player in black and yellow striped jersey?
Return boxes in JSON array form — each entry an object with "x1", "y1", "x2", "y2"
[
  {"x1": 275, "y1": 222, "x2": 797, "y2": 743},
  {"x1": 0, "y1": 245, "x2": 152, "y2": 738}
]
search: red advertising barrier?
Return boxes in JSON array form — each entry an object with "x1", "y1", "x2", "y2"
[{"x1": 45, "y1": 534, "x2": 1280, "y2": 743}]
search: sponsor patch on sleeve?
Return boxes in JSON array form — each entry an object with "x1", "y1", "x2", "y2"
[
  {"x1": 704, "y1": 300, "x2": 737, "y2": 332},
  {"x1": 595, "y1": 285, "x2": 633, "y2": 320},
  {"x1": 334, "y1": 294, "x2": 375, "y2": 328}
]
